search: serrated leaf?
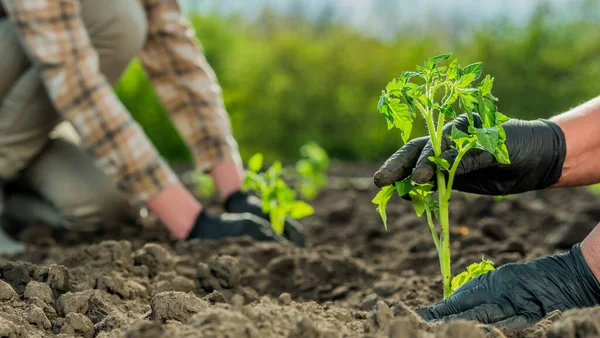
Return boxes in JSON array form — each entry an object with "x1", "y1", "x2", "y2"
[
  {"x1": 410, "y1": 193, "x2": 426, "y2": 217},
  {"x1": 372, "y1": 186, "x2": 396, "y2": 230},
  {"x1": 462, "y1": 62, "x2": 483, "y2": 80},
  {"x1": 426, "y1": 53, "x2": 452, "y2": 69},
  {"x1": 428, "y1": 156, "x2": 450, "y2": 171},
  {"x1": 479, "y1": 75, "x2": 494, "y2": 97},
  {"x1": 440, "y1": 105, "x2": 456, "y2": 118},
  {"x1": 416, "y1": 65, "x2": 430, "y2": 75},
  {"x1": 394, "y1": 116, "x2": 413, "y2": 143},
  {"x1": 451, "y1": 271, "x2": 471, "y2": 292},
  {"x1": 385, "y1": 78, "x2": 402, "y2": 93},
  {"x1": 451, "y1": 257, "x2": 495, "y2": 293},
  {"x1": 400, "y1": 71, "x2": 420, "y2": 85},
  {"x1": 493, "y1": 143, "x2": 511, "y2": 164},
  {"x1": 458, "y1": 73, "x2": 477, "y2": 88},
  {"x1": 451, "y1": 125, "x2": 470, "y2": 140},
  {"x1": 496, "y1": 112, "x2": 510, "y2": 124},
  {"x1": 248, "y1": 153, "x2": 264, "y2": 173},
  {"x1": 446, "y1": 86, "x2": 459, "y2": 105},
  {"x1": 459, "y1": 92, "x2": 477, "y2": 112},
  {"x1": 395, "y1": 176, "x2": 414, "y2": 197},
  {"x1": 447, "y1": 59, "x2": 459, "y2": 80},
  {"x1": 289, "y1": 201, "x2": 315, "y2": 219},
  {"x1": 476, "y1": 127, "x2": 500, "y2": 153}
]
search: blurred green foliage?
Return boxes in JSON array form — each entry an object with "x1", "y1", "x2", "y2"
[{"x1": 115, "y1": 2, "x2": 600, "y2": 165}]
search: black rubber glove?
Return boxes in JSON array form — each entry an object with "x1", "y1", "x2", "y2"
[
  {"x1": 187, "y1": 208, "x2": 288, "y2": 244},
  {"x1": 373, "y1": 113, "x2": 567, "y2": 196},
  {"x1": 225, "y1": 191, "x2": 306, "y2": 247},
  {"x1": 417, "y1": 244, "x2": 600, "y2": 330}
]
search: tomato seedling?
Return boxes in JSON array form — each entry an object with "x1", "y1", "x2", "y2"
[
  {"x1": 373, "y1": 53, "x2": 509, "y2": 298},
  {"x1": 296, "y1": 141, "x2": 329, "y2": 200},
  {"x1": 244, "y1": 153, "x2": 315, "y2": 235}
]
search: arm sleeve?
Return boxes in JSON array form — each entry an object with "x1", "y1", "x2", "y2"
[
  {"x1": 139, "y1": 0, "x2": 241, "y2": 172},
  {"x1": 3, "y1": 0, "x2": 178, "y2": 203}
]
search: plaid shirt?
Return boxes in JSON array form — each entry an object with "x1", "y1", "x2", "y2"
[{"x1": 2, "y1": 0, "x2": 240, "y2": 203}]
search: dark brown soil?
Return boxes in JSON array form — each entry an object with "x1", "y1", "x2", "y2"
[{"x1": 1, "y1": 163, "x2": 600, "y2": 337}]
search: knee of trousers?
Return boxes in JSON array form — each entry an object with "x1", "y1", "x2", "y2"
[
  {"x1": 55, "y1": 194, "x2": 137, "y2": 232},
  {"x1": 85, "y1": 0, "x2": 148, "y2": 80}
]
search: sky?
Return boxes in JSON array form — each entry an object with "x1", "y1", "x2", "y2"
[{"x1": 178, "y1": 0, "x2": 586, "y2": 39}]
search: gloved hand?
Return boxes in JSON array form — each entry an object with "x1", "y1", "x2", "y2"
[
  {"x1": 373, "y1": 113, "x2": 567, "y2": 196},
  {"x1": 417, "y1": 244, "x2": 600, "y2": 330},
  {"x1": 187, "y1": 208, "x2": 288, "y2": 244},
  {"x1": 225, "y1": 191, "x2": 306, "y2": 247}
]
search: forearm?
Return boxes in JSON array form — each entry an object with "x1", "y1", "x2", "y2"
[
  {"x1": 581, "y1": 223, "x2": 600, "y2": 283},
  {"x1": 550, "y1": 96, "x2": 600, "y2": 187}
]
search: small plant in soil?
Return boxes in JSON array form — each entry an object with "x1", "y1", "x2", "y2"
[
  {"x1": 373, "y1": 53, "x2": 510, "y2": 298},
  {"x1": 296, "y1": 141, "x2": 330, "y2": 200},
  {"x1": 244, "y1": 153, "x2": 315, "y2": 235}
]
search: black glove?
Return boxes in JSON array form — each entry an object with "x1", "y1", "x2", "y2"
[
  {"x1": 373, "y1": 113, "x2": 567, "y2": 196},
  {"x1": 417, "y1": 244, "x2": 600, "y2": 330},
  {"x1": 225, "y1": 191, "x2": 306, "y2": 247},
  {"x1": 187, "y1": 208, "x2": 288, "y2": 243}
]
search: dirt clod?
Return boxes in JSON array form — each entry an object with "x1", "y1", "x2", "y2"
[
  {"x1": 60, "y1": 312, "x2": 95, "y2": 338},
  {"x1": 24, "y1": 281, "x2": 53, "y2": 304},
  {"x1": 150, "y1": 291, "x2": 208, "y2": 323},
  {"x1": 133, "y1": 243, "x2": 174, "y2": 277},
  {"x1": 279, "y1": 292, "x2": 292, "y2": 305},
  {"x1": 1, "y1": 174, "x2": 599, "y2": 337},
  {"x1": 0, "y1": 279, "x2": 17, "y2": 301},
  {"x1": 47, "y1": 264, "x2": 70, "y2": 292}
]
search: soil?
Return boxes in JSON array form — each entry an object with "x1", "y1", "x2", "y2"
[{"x1": 1, "y1": 163, "x2": 600, "y2": 337}]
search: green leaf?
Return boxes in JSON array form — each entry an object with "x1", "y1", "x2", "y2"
[
  {"x1": 493, "y1": 143, "x2": 511, "y2": 164},
  {"x1": 428, "y1": 156, "x2": 450, "y2": 171},
  {"x1": 475, "y1": 127, "x2": 500, "y2": 153},
  {"x1": 440, "y1": 105, "x2": 456, "y2": 118},
  {"x1": 479, "y1": 75, "x2": 494, "y2": 97},
  {"x1": 289, "y1": 201, "x2": 315, "y2": 219},
  {"x1": 447, "y1": 59, "x2": 459, "y2": 80},
  {"x1": 248, "y1": 153, "x2": 264, "y2": 173},
  {"x1": 458, "y1": 73, "x2": 477, "y2": 88},
  {"x1": 450, "y1": 125, "x2": 470, "y2": 140},
  {"x1": 459, "y1": 92, "x2": 477, "y2": 112},
  {"x1": 395, "y1": 117, "x2": 413, "y2": 144},
  {"x1": 395, "y1": 176, "x2": 414, "y2": 197},
  {"x1": 372, "y1": 186, "x2": 396, "y2": 230},
  {"x1": 385, "y1": 78, "x2": 402, "y2": 92},
  {"x1": 446, "y1": 86, "x2": 459, "y2": 105},
  {"x1": 400, "y1": 71, "x2": 420, "y2": 85},
  {"x1": 426, "y1": 53, "x2": 452, "y2": 69},
  {"x1": 496, "y1": 112, "x2": 510, "y2": 124},
  {"x1": 411, "y1": 194, "x2": 426, "y2": 217},
  {"x1": 451, "y1": 257, "x2": 495, "y2": 292},
  {"x1": 462, "y1": 62, "x2": 483, "y2": 80},
  {"x1": 450, "y1": 271, "x2": 471, "y2": 292}
]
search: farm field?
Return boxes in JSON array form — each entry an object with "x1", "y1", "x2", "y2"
[{"x1": 0, "y1": 163, "x2": 598, "y2": 338}]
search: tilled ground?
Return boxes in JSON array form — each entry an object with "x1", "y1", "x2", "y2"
[{"x1": 1, "y1": 164, "x2": 600, "y2": 337}]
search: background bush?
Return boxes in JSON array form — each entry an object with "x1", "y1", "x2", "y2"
[{"x1": 115, "y1": 2, "x2": 600, "y2": 166}]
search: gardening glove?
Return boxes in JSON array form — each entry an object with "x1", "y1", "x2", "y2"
[
  {"x1": 373, "y1": 113, "x2": 567, "y2": 196},
  {"x1": 187, "y1": 208, "x2": 289, "y2": 244},
  {"x1": 417, "y1": 243, "x2": 600, "y2": 330},
  {"x1": 225, "y1": 191, "x2": 306, "y2": 247}
]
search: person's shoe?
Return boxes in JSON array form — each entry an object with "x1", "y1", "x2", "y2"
[{"x1": 0, "y1": 217, "x2": 25, "y2": 255}]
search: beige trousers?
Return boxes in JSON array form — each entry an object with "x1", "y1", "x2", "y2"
[{"x1": 0, "y1": 0, "x2": 148, "y2": 231}]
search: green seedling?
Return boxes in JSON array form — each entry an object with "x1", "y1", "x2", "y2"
[
  {"x1": 296, "y1": 141, "x2": 330, "y2": 200},
  {"x1": 244, "y1": 153, "x2": 315, "y2": 234},
  {"x1": 451, "y1": 257, "x2": 494, "y2": 292},
  {"x1": 372, "y1": 53, "x2": 510, "y2": 299}
]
